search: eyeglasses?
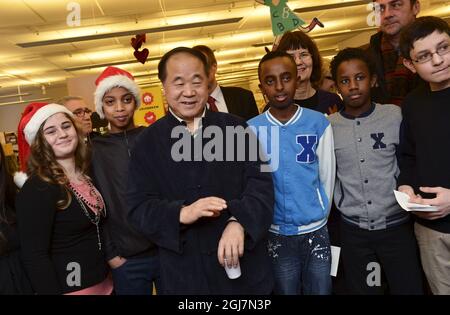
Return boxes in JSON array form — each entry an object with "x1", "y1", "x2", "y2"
[
  {"x1": 289, "y1": 52, "x2": 312, "y2": 61},
  {"x1": 412, "y1": 43, "x2": 450, "y2": 64},
  {"x1": 298, "y1": 52, "x2": 312, "y2": 60},
  {"x1": 72, "y1": 107, "x2": 92, "y2": 117}
]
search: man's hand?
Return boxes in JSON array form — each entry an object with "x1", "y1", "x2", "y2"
[
  {"x1": 108, "y1": 256, "x2": 127, "y2": 269},
  {"x1": 217, "y1": 221, "x2": 244, "y2": 268},
  {"x1": 412, "y1": 187, "x2": 450, "y2": 220},
  {"x1": 179, "y1": 197, "x2": 227, "y2": 225}
]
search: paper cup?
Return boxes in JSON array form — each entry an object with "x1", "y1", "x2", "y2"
[{"x1": 224, "y1": 259, "x2": 241, "y2": 279}]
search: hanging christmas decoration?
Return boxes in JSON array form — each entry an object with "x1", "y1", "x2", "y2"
[
  {"x1": 256, "y1": 0, "x2": 324, "y2": 50},
  {"x1": 130, "y1": 33, "x2": 149, "y2": 64}
]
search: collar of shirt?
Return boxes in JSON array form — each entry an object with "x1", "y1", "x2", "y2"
[
  {"x1": 168, "y1": 107, "x2": 206, "y2": 137},
  {"x1": 339, "y1": 102, "x2": 376, "y2": 120},
  {"x1": 210, "y1": 85, "x2": 228, "y2": 113},
  {"x1": 266, "y1": 104, "x2": 302, "y2": 126}
]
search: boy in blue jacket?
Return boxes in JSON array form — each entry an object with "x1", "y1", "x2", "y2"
[{"x1": 248, "y1": 51, "x2": 335, "y2": 295}]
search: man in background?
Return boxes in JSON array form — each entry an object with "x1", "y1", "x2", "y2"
[
  {"x1": 366, "y1": 0, "x2": 422, "y2": 105},
  {"x1": 193, "y1": 45, "x2": 260, "y2": 120},
  {"x1": 59, "y1": 96, "x2": 94, "y2": 137}
]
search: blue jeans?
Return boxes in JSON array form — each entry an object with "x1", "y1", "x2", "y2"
[
  {"x1": 268, "y1": 225, "x2": 332, "y2": 295},
  {"x1": 111, "y1": 255, "x2": 161, "y2": 295}
]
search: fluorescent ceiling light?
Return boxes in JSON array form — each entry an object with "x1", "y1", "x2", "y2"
[
  {"x1": 294, "y1": 0, "x2": 371, "y2": 13},
  {"x1": 252, "y1": 26, "x2": 377, "y2": 47},
  {"x1": 217, "y1": 68, "x2": 258, "y2": 76},
  {"x1": 229, "y1": 58, "x2": 262, "y2": 65},
  {"x1": 0, "y1": 93, "x2": 31, "y2": 99},
  {"x1": 225, "y1": 48, "x2": 337, "y2": 68},
  {"x1": 64, "y1": 56, "x2": 162, "y2": 72},
  {"x1": 134, "y1": 72, "x2": 158, "y2": 78},
  {"x1": 0, "y1": 98, "x2": 51, "y2": 107},
  {"x1": 17, "y1": 17, "x2": 243, "y2": 48}
]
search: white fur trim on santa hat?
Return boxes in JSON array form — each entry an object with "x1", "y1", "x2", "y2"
[
  {"x1": 23, "y1": 104, "x2": 73, "y2": 145},
  {"x1": 14, "y1": 171, "x2": 28, "y2": 188},
  {"x1": 94, "y1": 74, "x2": 141, "y2": 119}
]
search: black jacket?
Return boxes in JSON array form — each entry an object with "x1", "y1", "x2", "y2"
[
  {"x1": 0, "y1": 207, "x2": 33, "y2": 294},
  {"x1": 367, "y1": 32, "x2": 390, "y2": 104},
  {"x1": 367, "y1": 32, "x2": 424, "y2": 104},
  {"x1": 127, "y1": 111, "x2": 274, "y2": 294},
  {"x1": 398, "y1": 86, "x2": 450, "y2": 233},
  {"x1": 221, "y1": 86, "x2": 259, "y2": 120},
  {"x1": 91, "y1": 127, "x2": 157, "y2": 260}
]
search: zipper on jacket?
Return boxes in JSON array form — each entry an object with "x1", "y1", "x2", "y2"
[
  {"x1": 338, "y1": 181, "x2": 345, "y2": 208},
  {"x1": 124, "y1": 129, "x2": 131, "y2": 157},
  {"x1": 316, "y1": 188, "x2": 325, "y2": 211}
]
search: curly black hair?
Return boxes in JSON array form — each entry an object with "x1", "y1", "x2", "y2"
[
  {"x1": 258, "y1": 50, "x2": 297, "y2": 81},
  {"x1": 330, "y1": 48, "x2": 376, "y2": 82}
]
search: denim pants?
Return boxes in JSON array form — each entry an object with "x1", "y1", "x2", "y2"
[
  {"x1": 111, "y1": 255, "x2": 161, "y2": 295},
  {"x1": 268, "y1": 225, "x2": 332, "y2": 295}
]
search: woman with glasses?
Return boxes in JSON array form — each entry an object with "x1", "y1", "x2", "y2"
[{"x1": 265, "y1": 31, "x2": 343, "y2": 115}]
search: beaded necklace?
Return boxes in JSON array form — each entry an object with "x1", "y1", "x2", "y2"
[{"x1": 68, "y1": 177, "x2": 106, "y2": 251}]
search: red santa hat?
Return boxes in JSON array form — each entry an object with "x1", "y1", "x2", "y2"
[
  {"x1": 16, "y1": 102, "x2": 73, "y2": 183},
  {"x1": 94, "y1": 66, "x2": 141, "y2": 119}
]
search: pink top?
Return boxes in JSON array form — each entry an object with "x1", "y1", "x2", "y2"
[
  {"x1": 65, "y1": 274, "x2": 113, "y2": 295},
  {"x1": 65, "y1": 179, "x2": 112, "y2": 295},
  {"x1": 70, "y1": 180, "x2": 105, "y2": 214}
]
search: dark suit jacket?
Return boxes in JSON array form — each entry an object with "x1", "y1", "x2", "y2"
[{"x1": 221, "y1": 86, "x2": 259, "y2": 120}]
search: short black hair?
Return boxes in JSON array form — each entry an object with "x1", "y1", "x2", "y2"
[
  {"x1": 330, "y1": 48, "x2": 376, "y2": 82},
  {"x1": 258, "y1": 51, "x2": 297, "y2": 82},
  {"x1": 276, "y1": 31, "x2": 322, "y2": 84},
  {"x1": 399, "y1": 16, "x2": 450, "y2": 60},
  {"x1": 158, "y1": 47, "x2": 209, "y2": 82}
]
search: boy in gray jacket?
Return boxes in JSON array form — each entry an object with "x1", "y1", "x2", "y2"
[{"x1": 328, "y1": 48, "x2": 423, "y2": 294}]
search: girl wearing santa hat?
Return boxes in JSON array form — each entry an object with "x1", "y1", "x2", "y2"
[{"x1": 15, "y1": 103, "x2": 113, "y2": 294}]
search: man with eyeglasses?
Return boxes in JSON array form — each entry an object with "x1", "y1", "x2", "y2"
[
  {"x1": 398, "y1": 16, "x2": 450, "y2": 295},
  {"x1": 58, "y1": 96, "x2": 93, "y2": 137},
  {"x1": 366, "y1": 0, "x2": 422, "y2": 106}
]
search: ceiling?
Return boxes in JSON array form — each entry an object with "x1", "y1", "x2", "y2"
[{"x1": 0, "y1": 0, "x2": 449, "y2": 93}]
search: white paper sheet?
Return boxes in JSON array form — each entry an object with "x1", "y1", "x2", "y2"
[
  {"x1": 330, "y1": 246, "x2": 341, "y2": 277},
  {"x1": 393, "y1": 190, "x2": 438, "y2": 212}
]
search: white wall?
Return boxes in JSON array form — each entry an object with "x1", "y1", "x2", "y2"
[{"x1": 66, "y1": 74, "x2": 98, "y2": 110}]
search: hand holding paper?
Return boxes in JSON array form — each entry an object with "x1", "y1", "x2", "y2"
[
  {"x1": 393, "y1": 190, "x2": 438, "y2": 212},
  {"x1": 413, "y1": 187, "x2": 450, "y2": 220}
]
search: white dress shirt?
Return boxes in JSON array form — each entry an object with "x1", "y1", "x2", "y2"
[{"x1": 210, "y1": 85, "x2": 229, "y2": 113}]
